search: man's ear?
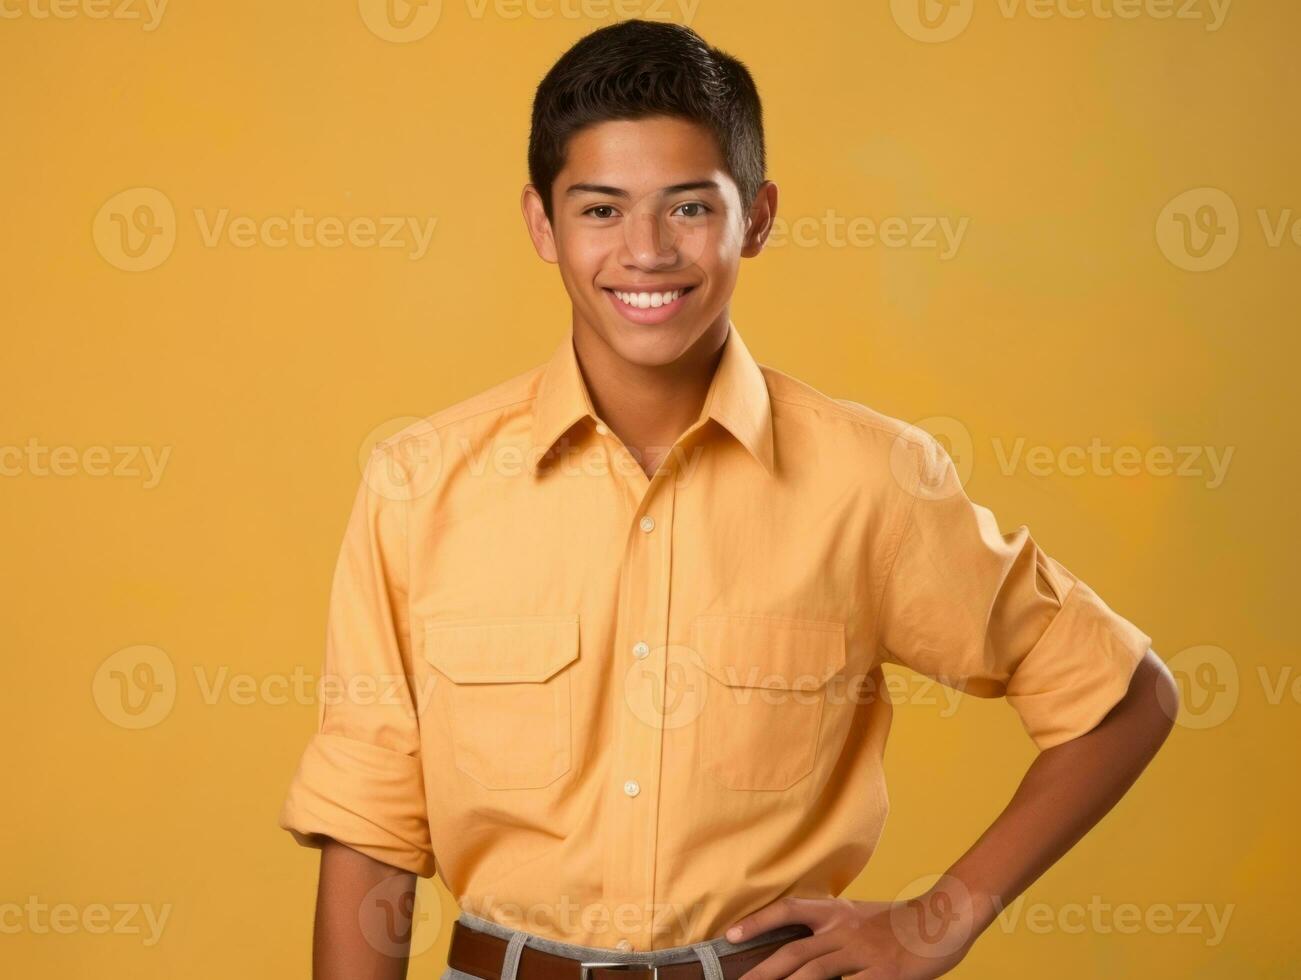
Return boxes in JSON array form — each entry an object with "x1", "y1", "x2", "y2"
[
  {"x1": 740, "y1": 180, "x2": 779, "y2": 258},
  {"x1": 521, "y1": 184, "x2": 558, "y2": 263}
]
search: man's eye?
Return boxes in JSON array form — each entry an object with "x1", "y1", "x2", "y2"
[
  {"x1": 584, "y1": 205, "x2": 618, "y2": 219},
  {"x1": 673, "y1": 202, "x2": 710, "y2": 218}
]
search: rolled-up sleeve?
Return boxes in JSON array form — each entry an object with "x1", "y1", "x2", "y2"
[
  {"x1": 277, "y1": 444, "x2": 436, "y2": 877},
  {"x1": 877, "y1": 430, "x2": 1153, "y2": 751}
]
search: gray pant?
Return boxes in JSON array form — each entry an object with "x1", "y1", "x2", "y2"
[{"x1": 442, "y1": 909, "x2": 814, "y2": 980}]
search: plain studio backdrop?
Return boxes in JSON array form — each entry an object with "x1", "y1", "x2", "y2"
[{"x1": 0, "y1": 1, "x2": 1295, "y2": 977}]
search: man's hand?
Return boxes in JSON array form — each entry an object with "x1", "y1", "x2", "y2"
[
  {"x1": 724, "y1": 889, "x2": 981, "y2": 980},
  {"x1": 723, "y1": 649, "x2": 1177, "y2": 980}
]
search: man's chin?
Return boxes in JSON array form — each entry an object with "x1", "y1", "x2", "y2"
[{"x1": 589, "y1": 313, "x2": 704, "y2": 368}]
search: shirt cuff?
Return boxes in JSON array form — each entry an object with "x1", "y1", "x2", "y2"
[
  {"x1": 278, "y1": 732, "x2": 437, "y2": 877},
  {"x1": 1005, "y1": 577, "x2": 1152, "y2": 751}
]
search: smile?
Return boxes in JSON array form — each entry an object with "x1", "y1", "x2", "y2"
[{"x1": 603, "y1": 286, "x2": 696, "y2": 325}]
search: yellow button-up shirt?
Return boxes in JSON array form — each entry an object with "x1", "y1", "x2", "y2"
[{"x1": 278, "y1": 322, "x2": 1153, "y2": 951}]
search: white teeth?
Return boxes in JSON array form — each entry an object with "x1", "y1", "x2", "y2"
[{"x1": 613, "y1": 289, "x2": 684, "y2": 309}]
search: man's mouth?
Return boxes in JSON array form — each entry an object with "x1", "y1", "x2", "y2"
[
  {"x1": 605, "y1": 286, "x2": 694, "y2": 309},
  {"x1": 601, "y1": 285, "x2": 696, "y2": 325}
]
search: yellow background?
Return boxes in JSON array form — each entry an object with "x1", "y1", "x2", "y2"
[{"x1": 1, "y1": 0, "x2": 1295, "y2": 976}]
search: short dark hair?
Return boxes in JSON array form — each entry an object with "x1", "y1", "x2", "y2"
[{"x1": 527, "y1": 19, "x2": 766, "y2": 222}]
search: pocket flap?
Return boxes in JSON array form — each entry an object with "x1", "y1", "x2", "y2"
[
  {"x1": 423, "y1": 614, "x2": 579, "y2": 683},
  {"x1": 691, "y1": 614, "x2": 846, "y2": 689}
]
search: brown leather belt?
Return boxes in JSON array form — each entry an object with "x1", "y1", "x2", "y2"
[{"x1": 446, "y1": 919, "x2": 832, "y2": 980}]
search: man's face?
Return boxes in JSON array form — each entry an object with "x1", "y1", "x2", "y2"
[{"x1": 523, "y1": 114, "x2": 771, "y2": 368}]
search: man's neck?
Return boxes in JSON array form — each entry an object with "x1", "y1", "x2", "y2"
[{"x1": 571, "y1": 315, "x2": 730, "y2": 479}]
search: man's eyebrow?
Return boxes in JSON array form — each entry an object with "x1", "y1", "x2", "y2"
[{"x1": 564, "y1": 180, "x2": 722, "y2": 197}]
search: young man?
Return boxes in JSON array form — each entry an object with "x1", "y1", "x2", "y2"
[{"x1": 279, "y1": 19, "x2": 1177, "y2": 980}]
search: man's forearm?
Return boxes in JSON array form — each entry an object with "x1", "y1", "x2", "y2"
[
  {"x1": 944, "y1": 649, "x2": 1178, "y2": 937},
  {"x1": 313, "y1": 838, "x2": 416, "y2": 980}
]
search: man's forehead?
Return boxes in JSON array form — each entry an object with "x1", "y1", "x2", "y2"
[{"x1": 561, "y1": 117, "x2": 730, "y2": 189}]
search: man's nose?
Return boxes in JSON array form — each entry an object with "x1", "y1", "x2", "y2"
[{"x1": 623, "y1": 209, "x2": 680, "y2": 269}]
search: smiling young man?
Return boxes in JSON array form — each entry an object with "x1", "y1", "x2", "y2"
[{"x1": 278, "y1": 19, "x2": 1177, "y2": 980}]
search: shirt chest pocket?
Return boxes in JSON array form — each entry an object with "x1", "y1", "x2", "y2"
[
  {"x1": 422, "y1": 614, "x2": 579, "y2": 790},
  {"x1": 691, "y1": 614, "x2": 847, "y2": 792}
]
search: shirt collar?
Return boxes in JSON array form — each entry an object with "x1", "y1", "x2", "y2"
[{"x1": 529, "y1": 321, "x2": 774, "y2": 476}]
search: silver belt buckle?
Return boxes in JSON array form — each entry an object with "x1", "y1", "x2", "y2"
[{"x1": 579, "y1": 962, "x2": 659, "y2": 980}]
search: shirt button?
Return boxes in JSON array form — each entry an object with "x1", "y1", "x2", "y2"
[
  {"x1": 595, "y1": 422, "x2": 609, "y2": 436},
  {"x1": 632, "y1": 641, "x2": 650, "y2": 659},
  {"x1": 615, "y1": 940, "x2": 633, "y2": 952},
  {"x1": 623, "y1": 779, "x2": 640, "y2": 797},
  {"x1": 639, "y1": 515, "x2": 655, "y2": 533}
]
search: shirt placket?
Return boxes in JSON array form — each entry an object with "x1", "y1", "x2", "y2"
[{"x1": 598, "y1": 427, "x2": 687, "y2": 952}]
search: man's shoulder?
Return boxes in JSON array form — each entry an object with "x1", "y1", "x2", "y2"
[
  {"x1": 760, "y1": 363, "x2": 946, "y2": 493},
  {"x1": 760, "y1": 362, "x2": 932, "y2": 452},
  {"x1": 373, "y1": 359, "x2": 547, "y2": 456}
]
